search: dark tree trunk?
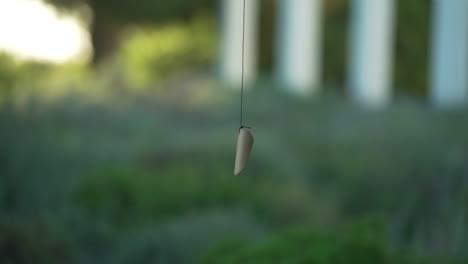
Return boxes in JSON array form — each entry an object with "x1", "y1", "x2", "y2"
[{"x1": 90, "y1": 8, "x2": 121, "y2": 65}]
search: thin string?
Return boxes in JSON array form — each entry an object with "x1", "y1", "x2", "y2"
[{"x1": 240, "y1": 0, "x2": 246, "y2": 128}]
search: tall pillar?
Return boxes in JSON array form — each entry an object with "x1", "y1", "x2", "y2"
[
  {"x1": 276, "y1": 0, "x2": 323, "y2": 95},
  {"x1": 219, "y1": 0, "x2": 260, "y2": 88},
  {"x1": 348, "y1": 0, "x2": 396, "y2": 108},
  {"x1": 430, "y1": 0, "x2": 468, "y2": 108}
]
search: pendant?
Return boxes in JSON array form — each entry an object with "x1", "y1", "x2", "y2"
[{"x1": 234, "y1": 127, "x2": 254, "y2": 175}]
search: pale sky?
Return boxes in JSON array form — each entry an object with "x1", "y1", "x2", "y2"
[{"x1": 0, "y1": 0, "x2": 90, "y2": 63}]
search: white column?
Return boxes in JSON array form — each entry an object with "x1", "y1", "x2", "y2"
[
  {"x1": 276, "y1": 0, "x2": 323, "y2": 95},
  {"x1": 219, "y1": 0, "x2": 259, "y2": 88},
  {"x1": 430, "y1": 0, "x2": 468, "y2": 108},
  {"x1": 348, "y1": 0, "x2": 396, "y2": 108}
]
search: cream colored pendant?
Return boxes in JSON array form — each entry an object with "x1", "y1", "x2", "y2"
[{"x1": 234, "y1": 127, "x2": 254, "y2": 175}]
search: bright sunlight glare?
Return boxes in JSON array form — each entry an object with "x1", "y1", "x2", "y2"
[{"x1": 0, "y1": 0, "x2": 90, "y2": 63}]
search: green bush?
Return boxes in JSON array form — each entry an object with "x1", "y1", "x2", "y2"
[
  {"x1": 200, "y1": 217, "x2": 465, "y2": 264},
  {"x1": 119, "y1": 13, "x2": 217, "y2": 88},
  {"x1": 76, "y1": 163, "x2": 252, "y2": 227},
  {"x1": 0, "y1": 53, "x2": 17, "y2": 95}
]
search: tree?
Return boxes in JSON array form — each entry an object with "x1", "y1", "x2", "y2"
[{"x1": 45, "y1": 0, "x2": 215, "y2": 64}]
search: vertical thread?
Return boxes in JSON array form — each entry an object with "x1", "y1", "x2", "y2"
[{"x1": 240, "y1": 0, "x2": 246, "y2": 128}]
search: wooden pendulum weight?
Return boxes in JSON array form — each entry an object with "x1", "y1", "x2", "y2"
[{"x1": 234, "y1": 127, "x2": 254, "y2": 175}]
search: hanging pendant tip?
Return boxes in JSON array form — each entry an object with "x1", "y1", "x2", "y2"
[{"x1": 234, "y1": 127, "x2": 254, "y2": 175}]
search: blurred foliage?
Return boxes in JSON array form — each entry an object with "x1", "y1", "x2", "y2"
[
  {"x1": 257, "y1": 0, "x2": 275, "y2": 73},
  {"x1": 45, "y1": 0, "x2": 215, "y2": 23},
  {"x1": 77, "y1": 165, "x2": 250, "y2": 227},
  {"x1": 0, "y1": 53, "x2": 53, "y2": 99},
  {"x1": 0, "y1": 53, "x2": 17, "y2": 94},
  {"x1": 1, "y1": 80, "x2": 468, "y2": 263},
  {"x1": 0, "y1": 52, "x2": 93, "y2": 102},
  {"x1": 43, "y1": 0, "x2": 216, "y2": 63},
  {"x1": 322, "y1": 0, "x2": 350, "y2": 89},
  {"x1": 200, "y1": 217, "x2": 392, "y2": 264},
  {"x1": 200, "y1": 217, "x2": 467, "y2": 264},
  {"x1": 394, "y1": 0, "x2": 431, "y2": 96},
  {"x1": 119, "y1": 14, "x2": 217, "y2": 87}
]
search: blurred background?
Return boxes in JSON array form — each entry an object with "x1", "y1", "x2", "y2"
[{"x1": 1, "y1": 0, "x2": 468, "y2": 263}]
